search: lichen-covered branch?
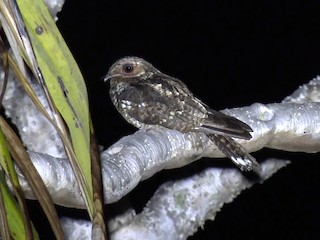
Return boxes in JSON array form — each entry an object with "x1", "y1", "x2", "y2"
[
  {"x1": 60, "y1": 158, "x2": 288, "y2": 239},
  {"x1": 7, "y1": 77, "x2": 320, "y2": 206},
  {"x1": 3, "y1": 74, "x2": 319, "y2": 239},
  {"x1": 111, "y1": 159, "x2": 288, "y2": 239}
]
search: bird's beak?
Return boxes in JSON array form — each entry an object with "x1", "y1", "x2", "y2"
[
  {"x1": 104, "y1": 73, "x2": 121, "y2": 82},
  {"x1": 104, "y1": 73, "x2": 113, "y2": 82}
]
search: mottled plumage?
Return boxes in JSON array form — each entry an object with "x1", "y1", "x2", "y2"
[{"x1": 105, "y1": 56, "x2": 259, "y2": 172}]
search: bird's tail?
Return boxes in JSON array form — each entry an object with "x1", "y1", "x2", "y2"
[{"x1": 209, "y1": 134, "x2": 260, "y2": 172}]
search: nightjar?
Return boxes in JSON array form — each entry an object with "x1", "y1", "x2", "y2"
[{"x1": 105, "y1": 56, "x2": 259, "y2": 172}]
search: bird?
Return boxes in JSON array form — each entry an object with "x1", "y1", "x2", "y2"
[{"x1": 104, "y1": 56, "x2": 259, "y2": 172}]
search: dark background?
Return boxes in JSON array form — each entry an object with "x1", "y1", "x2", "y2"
[{"x1": 33, "y1": 0, "x2": 320, "y2": 239}]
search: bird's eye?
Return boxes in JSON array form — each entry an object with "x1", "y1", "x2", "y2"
[{"x1": 123, "y1": 63, "x2": 134, "y2": 73}]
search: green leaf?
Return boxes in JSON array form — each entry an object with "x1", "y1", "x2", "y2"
[
  {"x1": 0, "y1": 125, "x2": 39, "y2": 240},
  {"x1": 1, "y1": 0, "x2": 106, "y2": 237},
  {"x1": 16, "y1": 0, "x2": 93, "y2": 214},
  {"x1": 0, "y1": 116, "x2": 64, "y2": 239}
]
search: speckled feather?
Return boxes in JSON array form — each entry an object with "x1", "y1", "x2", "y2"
[
  {"x1": 106, "y1": 57, "x2": 259, "y2": 172},
  {"x1": 110, "y1": 74, "x2": 208, "y2": 131}
]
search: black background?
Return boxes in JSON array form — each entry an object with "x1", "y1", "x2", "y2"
[{"x1": 32, "y1": 0, "x2": 320, "y2": 239}]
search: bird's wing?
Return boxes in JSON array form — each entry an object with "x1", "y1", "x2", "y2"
[
  {"x1": 121, "y1": 77, "x2": 208, "y2": 132},
  {"x1": 195, "y1": 108, "x2": 253, "y2": 139},
  {"x1": 155, "y1": 75, "x2": 253, "y2": 139},
  {"x1": 119, "y1": 75, "x2": 253, "y2": 140}
]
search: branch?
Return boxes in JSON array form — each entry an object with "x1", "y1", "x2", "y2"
[
  {"x1": 7, "y1": 80, "x2": 320, "y2": 206},
  {"x1": 59, "y1": 158, "x2": 288, "y2": 239}
]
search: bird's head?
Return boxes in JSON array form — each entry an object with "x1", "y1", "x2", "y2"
[{"x1": 104, "y1": 56, "x2": 158, "y2": 82}]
